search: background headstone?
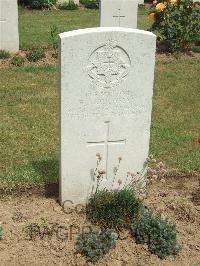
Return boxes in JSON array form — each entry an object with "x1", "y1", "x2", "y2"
[
  {"x1": 59, "y1": 28, "x2": 156, "y2": 204},
  {"x1": 0, "y1": 0, "x2": 19, "y2": 52},
  {"x1": 57, "y1": 0, "x2": 79, "y2": 5},
  {"x1": 100, "y1": 0, "x2": 139, "y2": 28}
]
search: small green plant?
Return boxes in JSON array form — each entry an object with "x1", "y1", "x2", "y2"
[
  {"x1": 86, "y1": 188, "x2": 142, "y2": 229},
  {"x1": 149, "y1": 0, "x2": 200, "y2": 52},
  {"x1": 26, "y1": 48, "x2": 45, "y2": 62},
  {"x1": 75, "y1": 228, "x2": 116, "y2": 263},
  {"x1": 131, "y1": 211, "x2": 180, "y2": 259},
  {"x1": 80, "y1": 0, "x2": 99, "y2": 9},
  {"x1": 50, "y1": 24, "x2": 59, "y2": 58},
  {"x1": 58, "y1": 0, "x2": 78, "y2": 10},
  {"x1": 0, "y1": 225, "x2": 3, "y2": 240},
  {"x1": 10, "y1": 55, "x2": 25, "y2": 67},
  {"x1": 0, "y1": 50, "x2": 10, "y2": 59}
]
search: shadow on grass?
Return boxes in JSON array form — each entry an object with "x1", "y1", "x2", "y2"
[{"x1": 31, "y1": 159, "x2": 59, "y2": 197}]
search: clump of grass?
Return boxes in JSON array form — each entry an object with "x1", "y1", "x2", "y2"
[
  {"x1": 0, "y1": 50, "x2": 10, "y2": 59},
  {"x1": 75, "y1": 228, "x2": 116, "y2": 263},
  {"x1": 10, "y1": 55, "x2": 25, "y2": 67},
  {"x1": 131, "y1": 210, "x2": 180, "y2": 259},
  {"x1": 86, "y1": 188, "x2": 142, "y2": 229},
  {"x1": 0, "y1": 225, "x2": 3, "y2": 240},
  {"x1": 26, "y1": 48, "x2": 45, "y2": 62}
]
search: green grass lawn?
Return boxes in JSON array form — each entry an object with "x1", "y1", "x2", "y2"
[
  {"x1": 0, "y1": 7, "x2": 199, "y2": 185},
  {"x1": 1, "y1": 59, "x2": 200, "y2": 184},
  {"x1": 18, "y1": 6, "x2": 151, "y2": 49}
]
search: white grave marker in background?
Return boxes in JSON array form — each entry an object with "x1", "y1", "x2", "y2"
[
  {"x1": 57, "y1": 0, "x2": 79, "y2": 5},
  {"x1": 0, "y1": 0, "x2": 19, "y2": 52},
  {"x1": 59, "y1": 28, "x2": 156, "y2": 204},
  {"x1": 100, "y1": 0, "x2": 139, "y2": 28}
]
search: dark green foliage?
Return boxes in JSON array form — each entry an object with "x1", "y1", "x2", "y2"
[
  {"x1": 131, "y1": 211, "x2": 180, "y2": 259},
  {"x1": 0, "y1": 225, "x2": 3, "y2": 240},
  {"x1": 10, "y1": 55, "x2": 25, "y2": 67},
  {"x1": 80, "y1": 0, "x2": 99, "y2": 9},
  {"x1": 58, "y1": 0, "x2": 79, "y2": 10},
  {"x1": 150, "y1": 0, "x2": 200, "y2": 52},
  {"x1": 75, "y1": 228, "x2": 116, "y2": 263},
  {"x1": 26, "y1": 48, "x2": 45, "y2": 62},
  {"x1": 0, "y1": 50, "x2": 10, "y2": 59},
  {"x1": 18, "y1": 0, "x2": 57, "y2": 9},
  {"x1": 86, "y1": 189, "x2": 142, "y2": 229}
]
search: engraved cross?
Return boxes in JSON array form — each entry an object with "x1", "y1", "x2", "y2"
[
  {"x1": 113, "y1": 8, "x2": 125, "y2": 26},
  {"x1": 0, "y1": 18, "x2": 7, "y2": 23},
  {"x1": 87, "y1": 121, "x2": 126, "y2": 179}
]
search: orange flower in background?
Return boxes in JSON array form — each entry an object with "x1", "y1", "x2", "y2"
[
  {"x1": 156, "y1": 2, "x2": 166, "y2": 12},
  {"x1": 149, "y1": 12, "x2": 155, "y2": 19},
  {"x1": 170, "y1": 0, "x2": 177, "y2": 3},
  {"x1": 153, "y1": 0, "x2": 158, "y2": 4}
]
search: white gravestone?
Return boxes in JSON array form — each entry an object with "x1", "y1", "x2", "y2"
[
  {"x1": 57, "y1": 0, "x2": 79, "y2": 5},
  {"x1": 100, "y1": 0, "x2": 139, "y2": 28},
  {"x1": 0, "y1": 0, "x2": 19, "y2": 52},
  {"x1": 59, "y1": 27, "x2": 156, "y2": 204}
]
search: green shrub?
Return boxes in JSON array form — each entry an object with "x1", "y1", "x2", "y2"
[
  {"x1": 10, "y1": 55, "x2": 25, "y2": 67},
  {"x1": 131, "y1": 211, "x2": 180, "y2": 259},
  {"x1": 0, "y1": 225, "x2": 3, "y2": 239},
  {"x1": 0, "y1": 50, "x2": 10, "y2": 59},
  {"x1": 26, "y1": 48, "x2": 45, "y2": 62},
  {"x1": 86, "y1": 188, "x2": 142, "y2": 229},
  {"x1": 149, "y1": 0, "x2": 200, "y2": 52},
  {"x1": 80, "y1": 0, "x2": 99, "y2": 9},
  {"x1": 75, "y1": 228, "x2": 116, "y2": 263},
  {"x1": 18, "y1": 0, "x2": 57, "y2": 9},
  {"x1": 58, "y1": 0, "x2": 78, "y2": 10}
]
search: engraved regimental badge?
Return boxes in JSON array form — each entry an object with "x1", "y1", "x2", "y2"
[{"x1": 87, "y1": 40, "x2": 131, "y2": 88}]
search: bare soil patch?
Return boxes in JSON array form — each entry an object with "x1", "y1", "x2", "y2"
[{"x1": 0, "y1": 175, "x2": 200, "y2": 266}]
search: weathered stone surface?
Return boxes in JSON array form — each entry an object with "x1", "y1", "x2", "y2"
[
  {"x1": 59, "y1": 27, "x2": 156, "y2": 204},
  {"x1": 100, "y1": 0, "x2": 139, "y2": 28},
  {"x1": 0, "y1": 0, "x2": 19, "y2": 52}
]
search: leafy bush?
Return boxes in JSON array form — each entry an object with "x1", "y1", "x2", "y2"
[
  {"x1": 0, "y1": 225, "x2": 3, "y2": 239},
  {"x1": 58, "y1": 0, "x2": 78, "y2": 10},
  {"x1": 10, "y1": 55, "x2": 25, "y2": 67},
  {"x1": 0, "y1": 50, "x2": 10, "y2": 59},
  {"x1": 18, "y1": 0, "x2": 57, "y2": 9},
  {"x1": 80, "y1": 0, "x2": 99, "y2": 9},
  {"x1": 149, "y1": 0, "x2": 200, "y2": 52},
  {"x1": 131, "y1": 211, "x2": 180, "y2": 259},
  {"x1": 75, "y1": 228, "x2": 116, "y2": 263},
  {"x1": 26, "y1": 48, "x2": 45, "y2": 62},
  {"x1": 86, "y1": 188, "x2": 142, "y2": 229}
]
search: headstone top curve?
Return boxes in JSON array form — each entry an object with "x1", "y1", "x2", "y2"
[{"x1": 59, "y1": 27, "x2": 156, "y2": 39}]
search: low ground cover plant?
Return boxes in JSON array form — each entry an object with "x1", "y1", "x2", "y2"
[
  {"x1": 86, "y1": 188, "x2": 142, "y2": 229},
  {"x1": 0, "y1": 50, "x2": 10, "y2": 59},
  {"x1": 26, "y1": 48, "x2": 45, "y2": 62},
  {"x1": 149, "y1": 0, "x2": 200, "y2": 52},
  {"x1": 131, "y1": 210, "x2": 180, "y2": 259},
  {"x1": 10, "y1": 55, "x2": 25, "y2": 67},
  {"x1": 75, "y1": 228, "x2": 116, "y2": 263}
]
